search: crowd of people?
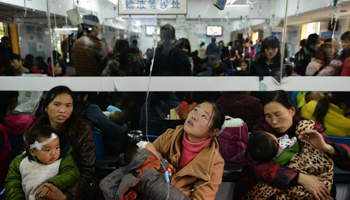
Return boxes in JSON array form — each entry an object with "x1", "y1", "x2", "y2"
[{"x1": 1, "y1": 14, "x2": 350, "y2": 200}]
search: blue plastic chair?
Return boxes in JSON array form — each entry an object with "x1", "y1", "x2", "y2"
[
  {"x1": 326, "y1": 136, "x2": 350, "y2": 147},
  {"x1": 93, "y1": 131, "x2": 106, "y2": 156}
]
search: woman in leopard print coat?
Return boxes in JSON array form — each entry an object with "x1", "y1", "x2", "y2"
[{"x1": 234, "y1": 90, "x2": 350, "y2": 199}]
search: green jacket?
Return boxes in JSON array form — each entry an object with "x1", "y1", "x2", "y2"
[{"x1": 4, "y1": 146, "x2": 80, "y2": 200}]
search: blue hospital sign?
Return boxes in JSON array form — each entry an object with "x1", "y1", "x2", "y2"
[
  {"x1": 119, "y1": 0, "x2": 187, "y2": 14},
  {"x1": 213, "y1": 0, "x2": 226, "y2": 10}
]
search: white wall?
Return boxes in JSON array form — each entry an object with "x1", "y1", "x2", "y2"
[{"x1": 18, "y1": 25, "x2": 51, "y2": 61}]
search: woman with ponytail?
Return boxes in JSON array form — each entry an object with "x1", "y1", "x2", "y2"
[
  {"x1": 305, "y1": 43, "x2": 342, "y2": 76},
  {"x1": 301, "y1": 92, "x2": 350, "y2": 137}
]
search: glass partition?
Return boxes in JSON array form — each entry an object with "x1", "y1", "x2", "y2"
[{"x1": 0, "y1": 0, "x2": 349, "y2": 97}]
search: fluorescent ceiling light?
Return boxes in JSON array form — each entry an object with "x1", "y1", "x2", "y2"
[
  {"x1": 54, "y1": 28, "x2": 79, "y2": 31},
  {"x1": 226, "y1": 4, "x2": 250, "y2": 8},
  {"x1": 109, "y1": 0, "x2": 118, "y2": 5},
  {"x1": 226, "y1": 0, "x2": 237, "y2": 4}
]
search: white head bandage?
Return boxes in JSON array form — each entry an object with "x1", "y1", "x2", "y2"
[{"x1": 30, "y1": 133, "x2": 58, "y2": 150}]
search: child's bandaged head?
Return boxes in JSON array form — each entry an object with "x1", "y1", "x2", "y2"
[{"x1": 30, "y1": 133, "x2": 58, "y2": 150}]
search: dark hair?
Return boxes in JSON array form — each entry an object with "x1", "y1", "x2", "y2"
[
  {"x1": 1, "y1": 36, "x2": 10, "y2": 42},
  {"x1": 176, "y1": 38, "x2": 191, "y2": 56},
  {"x1": 35, "y1": 56, "x2": 45, "y2": 62},
  {"x1": 160, "y1": 24, "x2": 175, "y2": 41},
  {"x1": 0, "y1": 91, "x2": 19, "y2": 125},
  {"x1": 300, "y1": 39, "x2": 307, "y2": 47},
  {"x1": 132, "y1": 39, "x2": 138, "y2": 45},
  {"x1": 285, "y1": 64, "x2": 293, "y2": 76},
  {"x1": 313, "y1": 92, "x2": 350, "y2": 124},
  {"x1": 341, "y1": 31, "x2": 350, "y2": 41},
  {"x1": 123, "y1": 142, "x2": 139, "y2": 166},
  {"x1": 146, "y1": 48, "x2": 152, "y2": 54},
  {"x1": 262, "y1": 90, "x2": 297, "y2": 114},
  {"x1": 258, "y1": 36, "x2": 281, "y2": 63},
  {"x1": 114, "y1": 39, "x2": 130, "y2": 69},
  {"x1": 247, "y1": 131, "x2": 278, "y2": 161},
  {"x1": 324, "y1": 38, "x2": 333, "y2": 43},
  {"x1": 307, "y1": 33, "x2": 319, "y2": 45},
  {"x1": 211, "y1": 37, "x2": 217, "y2": 43},
  {"x1": 27, "y1": 125, "x2": 58, "y2": 147},
  {"x1": 53, "y1": 61, "x2": 66, "y2": 76},
  {"x1": 198, "y1": 101, "x2": 225, "y2": 133},
  {"x1": 9, "y1": 54, "x2": 21, "y2": 61},
  {"x1": 51, "y1": 51, "x2": 61, "y2": 62},
  {"x1": 305, "y1": 91, "x2": 324, "y2": 103},
  {"x1": 43, "y1": 85, "x2": 73, "y2": 109},
  {"x1": 23, "y1": 54, "x2": 35, "y2": 69},
  {"x1": 212, "y1": 62, "x2": 227, "y2": 76},
  {"x1": 315, "y1": 44, "x2": 333, "y2": 66},
  {"x1": 200, "y1": 42, "x2": 205, "y2": 47},
  {"x1": 228, "y1": 70, "x2": 250, "y2": 76}
]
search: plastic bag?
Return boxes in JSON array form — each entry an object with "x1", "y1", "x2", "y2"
[{"x1": 216, "y1": 116, "x2": 248, "y2": 164}]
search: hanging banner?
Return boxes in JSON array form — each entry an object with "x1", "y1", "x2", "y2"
[{"x1": 119, "y1": 0, "x2": 187, "y2": 15}]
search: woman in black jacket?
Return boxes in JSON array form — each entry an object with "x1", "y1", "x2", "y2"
[{"x1": 247, "y1": 36, "x2": 286, "y2": 80}]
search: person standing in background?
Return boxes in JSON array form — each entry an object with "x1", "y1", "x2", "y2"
[{"x1": 72, "y1": 15, "x2": 108, "y2": 76}]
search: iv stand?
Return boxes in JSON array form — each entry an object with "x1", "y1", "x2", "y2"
[
  {"x1": 279, "y1": 0, "x2": 288, "y2": 85},
  {"x1": 46, "y1": 0, "x2": 55, "y2": 77}
]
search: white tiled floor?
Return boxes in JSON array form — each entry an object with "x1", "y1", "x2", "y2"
[{"x1": 215, "y1": 182, "x2": 350, "y2": 200}]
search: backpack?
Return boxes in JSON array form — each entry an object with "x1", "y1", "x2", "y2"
[
  {"x1": 294, "y1": 47, "x2": 313, "y2": 76},
  {"x1": 216, "y1": 116, "x2": 248, "y2": 164}
]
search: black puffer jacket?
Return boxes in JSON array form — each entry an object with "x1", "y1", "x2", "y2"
[{"x1": 247, "y1": 58, "x2": 286, "y2": 80}]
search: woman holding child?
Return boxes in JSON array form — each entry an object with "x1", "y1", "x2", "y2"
[
  {"x1": 133, "y1": 101, "x2": 225, "y2": 199},
  {"x1": 234, "y1": 90, "x2": 350, "y2": 200},
  {"x1": 26, "y1": 85, "x2": 100, "y2": 200}
]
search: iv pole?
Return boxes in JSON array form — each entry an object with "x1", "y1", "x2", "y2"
[
  {"x1": 279, "y1": 0, "x2": 288, "y2": 84},
  {"x1": 46, "y1": 0, "x2": 55, "y2": 77}
]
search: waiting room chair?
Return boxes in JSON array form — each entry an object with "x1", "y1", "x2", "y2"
[
  {"x1": 326, "y1": 136, "x2": 350, "y2": 147},
  {"x1": 93, "y1": 131, "x2": 106, "y2": 156}
]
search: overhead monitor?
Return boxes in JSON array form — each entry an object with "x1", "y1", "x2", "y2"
[
  {"x1": 146, "y1": 25, "x2": 160, "y2": 36},
  {"x1": 206, "y1": 26, "x2": 223, "y2": 37}
]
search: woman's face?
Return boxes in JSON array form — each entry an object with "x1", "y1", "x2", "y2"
[
  {"x1": 45, "y1": 93, "x2": 73, "y2": 130},
  {"x1": 264, "y1": 47, "x2": 278, "y2": 61},
  {"x1": 54, "y1": 63, "x2": 63, "y2": 75},
  {"x1": 264, "y1": 102, "x2": 295, "y2": 134},
  {"x1": 184, "y1": 102, "x2": 219, "y2": 143}
]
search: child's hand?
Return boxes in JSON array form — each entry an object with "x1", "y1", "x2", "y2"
[{"x1": 36, "y1": 185, "x2": 52, "y2": 197}]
